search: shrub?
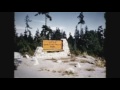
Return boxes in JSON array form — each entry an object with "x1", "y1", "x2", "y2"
[{"x1": 86, "y1": 68, "x2": 95, "y2": 71}]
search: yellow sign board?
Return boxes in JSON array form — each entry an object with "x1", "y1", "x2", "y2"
[{"x1": 43, "y1": 40, "x2": 63, "y2": 51}]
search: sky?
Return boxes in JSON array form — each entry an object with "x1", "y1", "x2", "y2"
[{"x1": 15, "y1": 12, "x2": 105, "y2": 38}]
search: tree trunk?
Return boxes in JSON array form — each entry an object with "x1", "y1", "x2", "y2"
[
  {"x1": 74, "y1": 38, "x2": 76, "y2": 51},
  {"x1": 81, "y1": 24, "x2": 82, "y2": 31},
  {"x1": 45, "y1": 14, "x2": 47, "y2": 26}
]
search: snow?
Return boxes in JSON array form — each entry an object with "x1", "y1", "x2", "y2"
[
  {"x1": 14, "y1": 55, "x2": 106, "y2": 78},
  {"x1": 14, "y1": 52, "x2": 23, "y2": 59},
  {"x1": 25, "y1": 54, "x2": 29, "y2": 59}
]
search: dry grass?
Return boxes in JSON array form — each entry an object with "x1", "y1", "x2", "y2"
[
  {"x1": 61, "y1": 58, "x2": 70, "y2": 60},
  {"x1": 45, "y1": 58, "x2": 57, "y2": 62},
  {"x1": 69, "y1": 63, "x2": 76, "y2": 66},
  {"x1": 80, "y1": 59, "x2": 89, "y2": 63},
  {"x1": 70, "y1": 57, "x2": 76, "y2": 62},
  {"x1": 62, "y1": 60, "x2": 70, "y2": 63},
  {"x1": 62, "y1": 71, "x2": 74, "y2": 76},
  {"x1": 58, "y1": 70, "x2": 62, "y2": 73},
  {"x1": 51, "y1": 58, "x2": 57, "y2": 60},
  {"x1": 60, "y1": 58, "x2": 71, "y2": 63},
  {"x1": 86, "y1": 68, "x2": 95, "y2": 71},
  {"x1": 83, "y1": 55, "x2": 87, "y2": 58},
  {"x1": 70, "y1": 54, "x2": 77, "y2": 62},
  {"x1": 52, "y1": 70, "x2": 56, "y2": 73},
  {"x1": 95, "y1": 59, "x2": 106, "y2": 68},
  {"x1": 88, "y1": 75, "x2": 91, "y2": 77},
  {"x1": 71, "y1": 54, "x2": 75, "y2": 58},
  {"x1": 49, "y1": 58, "x2": 57, "y2": 62}
]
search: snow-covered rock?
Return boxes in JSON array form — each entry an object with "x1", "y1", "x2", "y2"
[
  {"x1": 14, "y1": 52, "x2": 23, "y2": 59},
  {"x1": 65, "y1": 67, "x2": 75, "y2": 74},
  {"x1": 75, "y1": 63, "x2": 81, "y2": 68},
  {"x1": 25, "y1": 54, "x2": 29, "y2": 59},
  {"x1": 32, "y1": 57, "x2": 39, "y2": 65},
  {"x1": 14, "y1": 52, "x2": 23, "y2": 69},
  {"x1": 34, "y1": 39, "x2": 71, "y2": 59}
]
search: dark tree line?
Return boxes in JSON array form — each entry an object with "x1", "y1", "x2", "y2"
[{"x1": 68, "y1": 25, "x2": 105, "y2": 57}]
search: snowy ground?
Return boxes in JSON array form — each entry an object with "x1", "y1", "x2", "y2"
[{"x1": 14, "y1": 55, "x2": 106, "y2": 78}]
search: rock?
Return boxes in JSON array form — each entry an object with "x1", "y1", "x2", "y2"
[
  {"x1": 33, "y1": 57, "x2": 39, "y2": 65},
  {"x1": 75, "y1": 63, "x2": 81, "y2": 68},
  {"x1": 65, "y1": 68, "x2": 75, "y2": 74},
  {"x1": 14, "y1": 52, "x2": 23, "y2": 68},
  {"x1": 14, "y1": 52, "x2": 23, "y2": 59},
  {"x1": 25, "y1": 54, "x2": 29, "y2": 59}
]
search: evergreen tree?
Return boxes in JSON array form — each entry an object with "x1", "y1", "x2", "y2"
[
  {"x1": 68, "y1": 33, "x2": 74, "y2": 50},
  {"x1": 77, "y1": 12, "x2": 85, "y2": 31},
  {"x1": 54, "y1": 28, "x2": 61, "y2": 40},
  {"x1": 85, "y1": 26, "x2": 88, "y2": 34},
  {"x1": 14, "y1": 25, "x2": 18, "y2": 51},
  {"x1": 28, "y1": 30, "x2": 33, "y2": 43},
  {"x1": 35, "y1": 12, "x2": 52, "y2": 26},
  {"x1": 35, "y1": 12, "x2": 52, "y2": 40},
  {"x1": 62, "y1": 31, "x2": 67, "y2": 39},
  {"x1": 24, "y1": 15, "x2": 32, "y2": 41},
  {"x1": 97, "y1": 26, "x2": 104, "y2": 47},
  {"x1": 74, "y1": 25, "x2": 79, "y2": 50},
  {"x1": 34, "y1": 29, "x2": 42, "y2": 46},
  {"x1": 25, "y1": 15, "x2": 32, "y2": 31}
]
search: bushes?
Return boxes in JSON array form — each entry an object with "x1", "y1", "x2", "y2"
[
  {"x1": 16, "y1": 37, "x2": 36, "y2": 56},
  {"x1": 70, "y1": 50, "x2": 81, "y2": 56}
]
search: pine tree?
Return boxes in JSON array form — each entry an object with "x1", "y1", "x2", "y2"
[
  {"x1": 53, "y1": 28, "x2": 61, "y2": 40},
  {"x1": 77, "y1": 12, "x2": 85, "y2": 31},
  {"x1": 35, "y1": 12, "x2": 52, "y2": 40},
  {"x1": 35, "y1": 12, "x2": 52, "y2": 26},
  {"x1": 25, "y1": 15, "x2": 32, "y2": 31},
  {"x1": 68, "y1": 33, "x2": 74, "y2": 50},
  {"x1": 34, "y1": 29, "x2": 41, "y2": 45},
  {"x1": 24, "y1": 15, "x2": 32, "y2": 41},
  {"x1": 62, "y1": 31, "x2": 67, "y2": 39},
  {"x1": 74, "y1": 25, "x2": 79, "y2": 50},
  {"x1": 97, "y1": 26, "x2": 104, "y2": 47}
]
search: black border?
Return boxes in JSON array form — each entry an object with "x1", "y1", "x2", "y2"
[
  {"x1": 0, "y1": 12, "x2": 14, "y2": 78},
  {"x1": 1, "y1": 11, "x2": 120, "y2": 78},
  {"x1": 105, "y1": 12, "x2": 120, "y2": 78}
]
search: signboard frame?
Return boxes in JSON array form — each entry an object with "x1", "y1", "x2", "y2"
[{"x1": 43, "y1": 40, "x2": 63, "y2": 51}]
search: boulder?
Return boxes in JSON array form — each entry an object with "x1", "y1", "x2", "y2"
[
  {"x1": 65, "y1": 67, "x2": 75, "y2": 74},
  {"x1": 32, "y1": 57, "x2": 39, "y2": 65},
  {"x1": 75, "y1": 63, "x2": 81, "y2": 68},
  {"x1": 14, "y1": 52, "x2": 23, "y2": 59},
  {"x1": 25, "y1": 54, "x2": 29, "y2": 59}
]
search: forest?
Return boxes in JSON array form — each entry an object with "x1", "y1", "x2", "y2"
[{"x1": 14, "y1": 12, "x2": 105, "y2": 58}]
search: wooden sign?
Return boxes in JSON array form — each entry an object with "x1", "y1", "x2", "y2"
[{"x1": 43, "y1": 40, "x2": 63, "y2": 51}]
